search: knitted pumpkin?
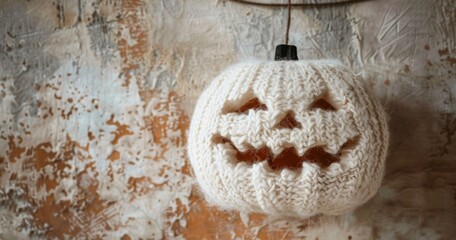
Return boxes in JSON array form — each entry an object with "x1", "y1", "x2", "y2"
[{"x1": 188, "y1": 60, "x2": 389, "y2": 217}]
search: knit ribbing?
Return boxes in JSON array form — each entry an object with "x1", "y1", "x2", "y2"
[{"x1": 188, "y1": 60, "x2": 389, "y2": 217}]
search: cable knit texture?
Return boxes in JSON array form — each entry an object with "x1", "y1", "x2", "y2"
[{"x1": 188, "y1": 60, "x2": 389, "y2": 217}]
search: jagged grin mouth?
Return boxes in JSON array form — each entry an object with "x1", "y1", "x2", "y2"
[
  {"x1": 213, "y1": 134, "x2": 359, "y2": 171},
  {"x1": 211, "y1": 95, "x2": 360, "y2": 171}
]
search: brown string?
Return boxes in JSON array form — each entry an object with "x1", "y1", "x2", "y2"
[
  {"x1": 227, "y1": 0, "x2": 370, "y2": 8},
  {"x1": 286, "y1": 0, "x2": 291, "y2": 44},
  {"x1": 228, "y1": 0, "x2": 369, "y2": 45}
]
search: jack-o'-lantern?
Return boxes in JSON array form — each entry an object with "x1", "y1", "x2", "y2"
[{"x1": 188, "y1": 59, "x2": 388, "y2": 217}]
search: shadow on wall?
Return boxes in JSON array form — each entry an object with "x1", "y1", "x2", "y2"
[{"x1": 355, "y1": 86, "x2": 456, "y2": 239}]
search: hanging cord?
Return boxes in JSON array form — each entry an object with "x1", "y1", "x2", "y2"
[
  {"x1": 227, "y1": 0, "x2": 369, "y2": 60},
  {"x1": 285, "y1": 0, "x2": 291, "y2": 45},
  {"x1": 227, "y1": 0, "x2": 370, "y2": 8},
  {"x1": 228, "y1": 0, "x2": 369, "y2": 45}
]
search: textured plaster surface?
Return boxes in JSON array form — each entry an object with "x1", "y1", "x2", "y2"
[{"x1": 0, "y1": 0, "x2": 455, "y2": 239}]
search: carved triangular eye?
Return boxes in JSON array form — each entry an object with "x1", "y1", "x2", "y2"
[
  {"x1": 275, "y1": 112, "x2": 301, "y2": 129},
  {"x1": 309, "y1": 98, "x2": 336, "y2": 111},
  {"x1": 225, "y1": 97, "x2": 268, "y2": 114}
]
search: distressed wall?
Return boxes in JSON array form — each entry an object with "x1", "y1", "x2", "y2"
[{"x1": 0, "y1": 0, "x2": 455, "y2": 239}]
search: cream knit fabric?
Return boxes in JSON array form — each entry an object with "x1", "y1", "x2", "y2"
[{"x1": 188, "y1": 60, "x2": 389, "y2": 217}]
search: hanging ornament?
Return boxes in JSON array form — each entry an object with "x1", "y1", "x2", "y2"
[{"x1": 188, "y1": 0, "x2": 388, "y2": 217}]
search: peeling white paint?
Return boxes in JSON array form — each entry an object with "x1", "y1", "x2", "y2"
[{"x1": 0, "y1": 0, "x2": 455, "y2": 239}]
